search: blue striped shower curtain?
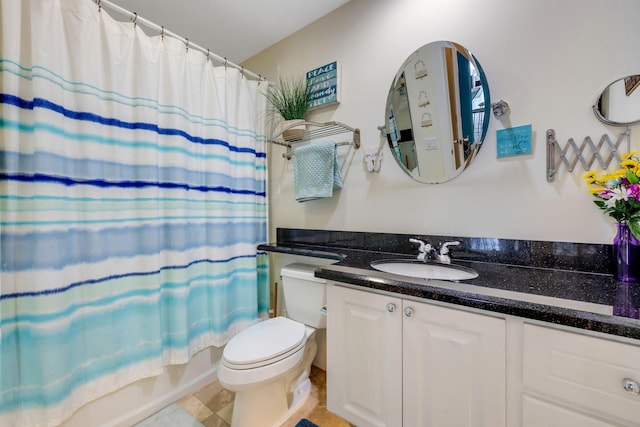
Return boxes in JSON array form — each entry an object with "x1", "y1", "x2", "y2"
[{"x1": 0, "y1": 0, "x2": 269, "y2": 425}]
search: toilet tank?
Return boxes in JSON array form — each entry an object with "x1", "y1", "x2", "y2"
[{"x1": 280, "y1": 263, "x2": 327, "y2": 329}]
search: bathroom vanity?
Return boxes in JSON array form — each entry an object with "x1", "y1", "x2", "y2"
[
  {"x1": 260, "y1": 228, "x2": 640, "y2": 427},
  {"x1": 326, "y1": 282, "x2": 640, "y2": 427}
]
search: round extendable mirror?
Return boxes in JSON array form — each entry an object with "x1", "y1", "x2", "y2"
[
  {"x1": 593, "y1": 75, "x2": 640, "y2": 126},
  {"x1": 385, "y1": 41, "x2": 491, "y2": 184}
]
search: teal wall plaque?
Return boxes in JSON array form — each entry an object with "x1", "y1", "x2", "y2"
[
  {"x1": 306, "y1": 61, "x2": 340, "y2": 110},
  {"x1": 496, "y1": 124, "x2": 532, "y2": 157}
]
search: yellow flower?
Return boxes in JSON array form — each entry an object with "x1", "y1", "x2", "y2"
[
  {"x1": 621, "y1": 151, "x2": 638, "y2": 160},
  {"x1": 621, "y1": 159, "x2": 639, "y2": 172},
  {"x1": 601, "y1": 169, "x2": 626, "y2": 181},
  {"x1": 583, "y1": 170, "x2": 600, "y2": 186},
  {"x1": 589, "y1": 187, "x2": 604, "y2": 195}
]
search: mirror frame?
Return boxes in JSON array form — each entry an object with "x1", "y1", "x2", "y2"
[
  {"x1": 385, "y1": 41, "x2": 491, "y2": 184},
  {"x1": 593, "y1": 74, "x2": 640, "y2": 127}
]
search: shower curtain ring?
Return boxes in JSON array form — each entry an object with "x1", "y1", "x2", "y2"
[
  {"x1": 97, "y1": 0, "x2": 101, "y2": 12},
  {"x1": 131, "y1": 12, "x2": 137, "y2": 27},
  {"x1": 185, "y1": 39, "x2": 189, "y2": 52},
  {"x1": 206, "y1": 49, "x2": 210, "y2": 60},
  {"x1": 161, "y1": 26, "x2": 164, "y2": 40},
  {"x1": 224, "y1": 58, "x2": 228, "y2": 69}
]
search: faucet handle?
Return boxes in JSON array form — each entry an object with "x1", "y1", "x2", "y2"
[
  {"x1": 439, "y1": 241, "x2": 460, "y2": 255},
  {"x1": 409, "y1": 238, "x2": 432, "y2": 260},
  {"x1": 409, "y1": 238, "x2": 433, "y2": 251},
  {"x1": 409, "y1": 238, "x2": 425, "y2": 250}
]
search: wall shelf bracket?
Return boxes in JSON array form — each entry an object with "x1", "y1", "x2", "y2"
[
  {"x1": 546, "y1": 128, "x2": 631, "y2": 182},
  {"x1": 268, "y1": 121, "x2": 360, "y2": 160}
]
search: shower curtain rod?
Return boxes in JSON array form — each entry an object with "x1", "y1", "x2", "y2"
[{"x1": 95, "y1": 0, "x2": 264, "y2": 81}]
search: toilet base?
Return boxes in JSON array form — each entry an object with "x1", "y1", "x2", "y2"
[
  {"x1": 229, "y1": 377, "x2": 311, "y2": 427},
  {"x1": 290, "y1": 378, "x2": 311, "y2": 415}
]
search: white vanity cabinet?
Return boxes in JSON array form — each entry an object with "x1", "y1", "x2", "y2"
[
  {"x1": 521, "y1": 323, "x2": 640, "y2": 426},
  {"x1": 327, "y1": 282, "x2": 506, "y2": 427}
]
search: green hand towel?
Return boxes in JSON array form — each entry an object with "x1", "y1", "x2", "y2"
[{"x1": 293, "y1": 141, "x2": 343, "y2": 202}]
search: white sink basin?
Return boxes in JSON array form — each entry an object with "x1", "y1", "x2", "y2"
[{"x1": 370, "y1": 259, "x2": 478, "y2": 281}]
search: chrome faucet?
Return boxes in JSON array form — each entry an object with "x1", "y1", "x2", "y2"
[
  {"x1": 409, "y1": 238, "x2": 433, "y2": 261},
  {"x1": 434, "y1": 241, "x2": 460, "y2": 264}
]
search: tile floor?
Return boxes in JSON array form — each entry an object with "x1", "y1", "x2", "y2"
[{"x1": 149, "y1": 366, "x2": 352, "y2": 427}]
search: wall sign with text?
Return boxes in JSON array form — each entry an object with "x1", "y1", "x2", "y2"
[
  {"x1": 496, "y1": 124, "x2": 532, "y2": 158},
  {"x1": 306, "y1": 61, "x2": 340, "y2": 110}
]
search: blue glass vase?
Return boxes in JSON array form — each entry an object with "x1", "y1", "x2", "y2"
[{"x1": 613, "y1": 222, "x2": 640, "y2": 282}]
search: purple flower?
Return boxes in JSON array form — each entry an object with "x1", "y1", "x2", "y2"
[{"x1": 629, "y1": 183, "x2": 640, "y2": 201}]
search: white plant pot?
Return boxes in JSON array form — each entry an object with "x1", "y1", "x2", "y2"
[{"x1": 281, "y1": 119, "x2": 306, "y2": 142}]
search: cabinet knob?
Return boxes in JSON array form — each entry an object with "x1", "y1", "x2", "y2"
[
  {"x1": 404, "y1": 307, "x2": 414, "y2": 317},
  {"x1": 387, "y1": 303, "x2": 396, "y2": 313},
  {"x1": 623, "y1": 378, "x2": 640, "y2": 396}
]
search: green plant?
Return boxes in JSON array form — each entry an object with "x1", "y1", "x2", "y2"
[{"x1": 265, "y1": 75, "x2": 309, "y2": 121}]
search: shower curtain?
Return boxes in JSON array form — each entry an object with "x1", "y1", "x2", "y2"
[{"x1": 0, "y1": 0, "x2": 269, "y2": 425}]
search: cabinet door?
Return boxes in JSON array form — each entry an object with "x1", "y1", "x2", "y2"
[
  {"x1": 403, "y1": 300, "x2": 506, "y2": 427},
  {"x1": 327, "y1": 284, "x2": 402, "y2": 427}
]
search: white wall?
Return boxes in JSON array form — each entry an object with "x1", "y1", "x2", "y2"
[{"x1": 243, "y1": 0, "x2": 640, "y2": 244}]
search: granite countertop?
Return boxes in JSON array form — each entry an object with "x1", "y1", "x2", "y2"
[{"x1": 259, "y1": 229, "x2": 640, "y2": 341}]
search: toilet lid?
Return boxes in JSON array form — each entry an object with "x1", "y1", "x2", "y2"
[{"x1": 223, "y1": 317, "x2": 306, "y2": 367}]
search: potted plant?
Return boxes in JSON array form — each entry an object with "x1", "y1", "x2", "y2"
[{"x1": 265, "y1": 75, "x2": 309, "y2": 141}]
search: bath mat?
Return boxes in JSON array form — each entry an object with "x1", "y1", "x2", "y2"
[
  {"x1": 295, "y1": 419, "x2": 319, "y2": 427},
  {"x1": 134, "y1": 403, "x2": 205, "y2": 427}
]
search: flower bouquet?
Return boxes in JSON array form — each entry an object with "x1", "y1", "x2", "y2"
[
  {"x1": 583, "y1": 151, "x2": 640, "y2": 240},
  {"x1": 584, "y1": 152, "x2": 640, "y2": 281}
]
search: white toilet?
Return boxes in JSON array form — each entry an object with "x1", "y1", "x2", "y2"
[{"x1": 217, "y1": 263, "x2": 327, "y2": 427}]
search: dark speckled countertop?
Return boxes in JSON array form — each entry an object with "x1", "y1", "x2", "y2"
[{"x1": 259, "y1": 228, "x2": 640, "y2": 341}]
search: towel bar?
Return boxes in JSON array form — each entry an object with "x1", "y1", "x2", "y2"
[
  {"x1": 268, "y1": 121, "x2": 360, "y2": 160},
  {"x1": 282, "y1": 140, "x2": 353, "y2": 159}
]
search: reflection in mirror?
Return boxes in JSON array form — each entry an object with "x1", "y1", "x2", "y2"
[
  {"x1": 386, "y1": 41, "x2": 490, "y2": 183},
  {"x1": 593, "y1": 75, "x2": 640, "y2": 126}
]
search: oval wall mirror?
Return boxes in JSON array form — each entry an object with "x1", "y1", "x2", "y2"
[
  {"x1": 385, "y1": 41, "x2": 491, "y2": 183},
  {"x1": 593, "y1": 75, "x2": 640, "y2": 126}
]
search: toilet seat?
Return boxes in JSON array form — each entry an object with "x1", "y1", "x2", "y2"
[{"x1": 222, "y1": 317, "x2": 306, "y2": 370}]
